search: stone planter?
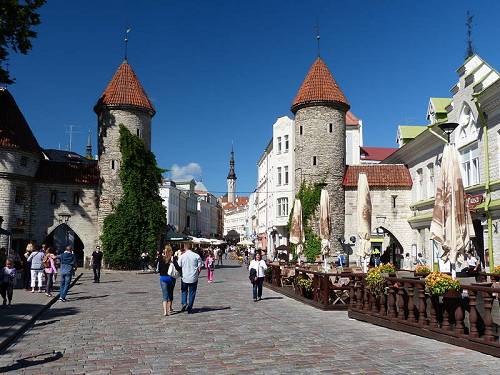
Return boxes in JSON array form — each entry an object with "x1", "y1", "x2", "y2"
[{"x1": 441, "y1": 290, "x2": 461, "y2": 330}]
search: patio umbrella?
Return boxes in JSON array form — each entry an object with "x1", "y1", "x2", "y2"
[
  {"x1": 290, "y1": 199, "x2": 305, "y2": 259},
  {"x1": 319, "y1": 188, "x2": 331, "y2": 256},
  {"x1": 430, "y1": 143, "x2": 474, "y2": 278},
  {"x1": 237, "y1": 239, "x2": 254, "y2": 246},
  {"x1": 356, "y1": 173, "x2": 372, "y2": 272}
]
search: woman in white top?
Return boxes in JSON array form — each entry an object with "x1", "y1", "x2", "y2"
[{"x1": 249, "y1": 252, "x2": 267, "y2": 302}]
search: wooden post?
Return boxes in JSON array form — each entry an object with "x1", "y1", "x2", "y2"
[
  {"x1": 406, "y1": 281, "x2": 416, "y2": 322},
  {"x1": 468, "y1": 290, "x2": 479, "y2": 338},
  {"x1": 416, "y1": 283, "x2": 428, "y2": 326},
  {"x1": 397, "y1": 286, "x2": 406, "y2": 321},
  {"x1": 387, "y1": 285, "x2": 397, "y2": 319},
  {"x1": 482, "y1": 291, "x2": 495, "y2": 342}
]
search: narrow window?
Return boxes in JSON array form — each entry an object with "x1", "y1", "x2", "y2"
[
  {"x1": 136, "y1": 129, "x2": 140, "y2": 137},
  {"x1": 284, "y1": 135, "x2": 289, "y2": 152},
  {"x1": 15, "y1": 187, "x2": 25, "y2": 205},
  {"x1": 277, "y1": 167, "x2": 282, "y2": 186},
  {"x1": 284, "y1": 166, "x2": 289, "y2": 185},
  {"x1": 73, "y1": 192, "x2": 80, "y2": 206},
  {"x1": 313, "y1": 156, "x2": 317, "y2": 166},
  {"x1": 300, "y1": 126, "x2": 303, "y2": 135},
  {"x1": 50, "y1": 191, "x2": 57, "y2": 205},
  {"x1": 277, "y1": 137, "x2": 282, "y2": 154},
  {"x1": 20, "y1": 156, "x2": 28, "y2": 167},
  {"x1": 329, "y1": 123, "x2": 333, "y2": 133},
  {"x1": 391, "y1": 195, "x2": 397, "y2": 209},
  {"x1": 111, "y1": 160, "x2": 115, "y2": 170}
]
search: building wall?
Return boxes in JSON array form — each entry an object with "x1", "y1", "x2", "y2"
[
  {"x1": 30, "y1": 182, "x2": 99, "y2": 259},
  {"x1": 294, "y1": 105, "x2": 346, "y2": 252}
]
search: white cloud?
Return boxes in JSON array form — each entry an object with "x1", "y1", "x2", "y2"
[{"x1": 170, "y1": 162, "x2": 202, "y2": 181}]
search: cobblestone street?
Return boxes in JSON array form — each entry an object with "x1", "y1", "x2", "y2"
[{"x1": 0, "y1": 262, "x2": 498, "y2": 374}]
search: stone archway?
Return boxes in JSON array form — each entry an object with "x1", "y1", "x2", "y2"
[
  {"x1": 376, "y1": 226, "x2": 405, "y2": 269},
  {"x1": 44, "y1": 224, "x2": 85, "y2": 266}
]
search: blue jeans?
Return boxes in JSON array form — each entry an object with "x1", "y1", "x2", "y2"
[
  {"x1": 60, "y1": 273, "x2": 72, "y2": 299},
  {"x1": 374, "y1": 257, "x2": 381, "y2": 267},
  {"x1": 160, "y1": 278, "x2": 176, "y2": 301},
  {"x1": 181, "y1": 281, "x2": 198, "y2": 311},
  {"x1": 253, "y1": 277, "x2": 264, "y2": 300}
]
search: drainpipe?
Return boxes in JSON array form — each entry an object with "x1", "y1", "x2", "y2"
[{"x1": 472, "y1": 95, "x2": 494, "y2": 272}]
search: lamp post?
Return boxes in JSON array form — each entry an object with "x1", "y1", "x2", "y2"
[{"x1": 437, "y1": 122, "x2": 459, "y2": 143}]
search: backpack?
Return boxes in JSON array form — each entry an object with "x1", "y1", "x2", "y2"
[
  {"x1": 42, "y1": 255, "x2": 51, "y2": 269},
  {"x1": 208, "y1": 258, "x2": 215, "y2": 271}
]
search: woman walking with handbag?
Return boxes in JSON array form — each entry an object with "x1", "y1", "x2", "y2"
[
  {"x1": 157, "y1": 245, "x2": 181, "y2": 316},
  {"x1": 205, "y1": 251, "x2": 215, "y2": 283},
  {"x1": 248, "y1": 252, "x2": 267, "y2": 302}
]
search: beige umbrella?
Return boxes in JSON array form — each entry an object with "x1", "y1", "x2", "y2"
[
  {"x1": 319, "y1": 188, "x2": 331, "y2": 256},
  {"x1": 356, "y1": 173, "x2": 372, "y2": 271},
  {"x1": 430, "y1": 143, "x2": 474, "y2": 278},
  {"x1": 290, "y1": 199, "x2": 305, "y2": 259}
]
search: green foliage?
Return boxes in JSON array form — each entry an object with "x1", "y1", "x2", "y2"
[
  {"x1": 0, "y1": 0, "x2": 46, "y2": 84},
  {"x1": 425, "y1": 272, "x2": 461, "y2": 296},
  {"x1": 288, "y1": 181, "x2": 323, "y2": 262},
  {"x1": 101, "y1": 125, "x2": 166, "y2": 269},
  {"x1": 378, "y1": 263, "x2": 396, "y2": 274}
]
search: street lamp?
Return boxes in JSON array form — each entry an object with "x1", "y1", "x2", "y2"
[{"x1": 437, "y1": 122, "x2": 459, "y2": 143}]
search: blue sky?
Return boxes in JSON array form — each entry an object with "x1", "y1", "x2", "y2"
[{"x1": 6, "y1": 0, "x2": 500, "y2": 195}]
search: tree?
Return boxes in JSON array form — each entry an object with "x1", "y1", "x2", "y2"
[
  {"x1": 0, "y1": 0, "x2": 46, "y2": 84},
  {"x1": 101, "y1": 125, "x2": 166, "y2": 269}
]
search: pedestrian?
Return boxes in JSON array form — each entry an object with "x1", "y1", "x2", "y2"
[
  {"x1": 27, "y1": 245, "x2": 45, "y2": 293},
  {"x1": 416, "y1": 253, "x2": 426, "y2": 266},
  {"x1": 178, "y1": 244, "x2": 202, "y2": 314},
  {"x1": 157, "y1": 245, "x2": 181, "y2": 316},
  {"x1": 372, "y1": 248, "x2": 381, "y2": 267},
  {"x1": 249, "y1": 252, "x2": 267, "y2": 302},
  {"x1": 140, "y1": 251, "x2": 149, "y2": 272},
  {"x1": 244, "y1": 248, "x2": 249, "y2": 266},
  {"x1": 0, "y1": 258, "x2": 16, "y2": 307},
  {"x1": 205, "y1": 251, "x2": 215, "y2": 283},
  {"x1": 91, "y1": 245, "x2": 103, "y2": 283},
  {"x1": 0, "y1": 247, "x2": 6, "y2": 268},
  {"x1": 43, "y1": 247, "x2": 57, "y2": 297},
  {"x1": 23, "y1": 241, "x2": 34, "y2": 290},
  {"x1": 224, "y1": 247, "x2": 228, "y2": 260},
  {"x1": 402, "y1": 253, "x2": 412, "y2": 270},
  {"x1": 467, "y1": 253, "x2": 479, "y2": 274},
  {"x1": 57, "y1": 246, "x2": 76, "y2": 302}
]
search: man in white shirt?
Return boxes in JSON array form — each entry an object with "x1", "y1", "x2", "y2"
[{"x1": 178, "y1": 244, "x2": 203, "y2": 314}]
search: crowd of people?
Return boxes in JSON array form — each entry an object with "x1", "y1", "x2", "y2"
[{"x1": 0, "y1": 242, "x2": 104, "y2": 307}]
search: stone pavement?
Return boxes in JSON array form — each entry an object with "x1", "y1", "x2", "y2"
[{"x1": 0, "y1": 262, "x2": 498, "y2": 374}]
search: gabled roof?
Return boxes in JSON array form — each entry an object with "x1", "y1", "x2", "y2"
[
  {"x1": 429, "y1": 98, "x2": 452, "y2": 114},
  {"x1": 291, "y1": 57, "x2": 349, "y2": 113},
  {"x1": 43, "y1": 149, "x2": 95, "y2": 163},
  {"x1": 36, "y1": 160, "x2": 99, "y2": 186},
  {"x1": 343, "y1": 165, "x2": 412, "y2": 188},
  {"x1": 398, "y1": 125, "x2": 427, "y2": 140},
  {"x1": 360, "y1": 147, "x2": 398, "y2": 161},
  {"x1": 0, "y1": 88, "x2": 40, "y2": 154},
  {"x1": 94, "y1": 60, "x2": 155, "y2": 115}
]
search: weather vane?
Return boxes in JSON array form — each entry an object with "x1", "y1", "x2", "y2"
[
  {"x1": 314, "y1": 19, "x2": 321, "y2": 57},
  {"x1": 124, "y1": 27, "x2": 131, "y2": 61}
]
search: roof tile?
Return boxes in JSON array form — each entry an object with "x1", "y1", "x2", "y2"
[
  {"x1": 360, "y1": 147, "x2": 398, "y2": 161},
  {"x1": 94, "y1": 61, "x2": 155, "y2": 115},
  {"x1": 291, "y1": 57, "x2": 349, "y2": 113},
  {"x1": 343, "y1": 165, "x2": 412, "y2": 188}
]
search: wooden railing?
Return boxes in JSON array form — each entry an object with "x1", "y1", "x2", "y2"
[
  {"x1": 264, "y1": 263, "x2": 353, "y2": 310},
  {"x1": 348, "y1": 275, "x2": 500, "y2": 357}
]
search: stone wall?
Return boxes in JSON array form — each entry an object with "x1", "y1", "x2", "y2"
[
  {"x1": 345, "y1": 187, "x2": 413, "y2": 257},
  {"x1": 294, "y1": 105, "x2": 346, "y2": 252},
  {"x1": 30, "y1": 182, "x2": 99, "y2": 260},
  {"x1": 97, "y1": 108, "x2": 152, "y2": 240}
]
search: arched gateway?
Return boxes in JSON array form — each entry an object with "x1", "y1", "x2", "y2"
[{"x1": 44, "y1": 224, "x2": 85, "y2": 266}]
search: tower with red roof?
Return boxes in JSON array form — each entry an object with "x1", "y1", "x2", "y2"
[
  {"x1": 291, "y1": 57, "x2": 350, "y2": 253},
  {"x1": 94, "y1": 59, "x2": 156, "y2": 236}
]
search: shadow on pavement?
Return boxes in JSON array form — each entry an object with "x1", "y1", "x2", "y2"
[
  {"x1": 95, "y1": 280, "x2": 122, "y2": 284},
  {"x1": 33, "y1": 319, "x2": 60, "y2": 328},
  {"x1": 216, "y1": 265, "x2": 242, "y2": 269},
  {"x1": 260, "y1": 297, "x2": 284, "y2": 301},
  {"x1": 68, "y1": 295, "x2": 109, "y2": 301},
  {"x1": 192, "y1": 306, "x2": 231, "y2": 314},
  {"x1": 0, "y1": 351, "x2": 63, "y2": 373}
]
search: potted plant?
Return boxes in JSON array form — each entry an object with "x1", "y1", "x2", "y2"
[
  {"x1": 378, "y1": 263, "x2": 396, "y2": 277},
  {"x1": 296, "y1": 276, "x2": 313, "y2": 299},
  {"x1": 365, "y1": 267, "x2": 386, "y2": 296},
  {"x1": 491, "y1": 265, "x2": 500, "y2": 282},
  {"x1": 425, "y1": 272, "x2": 461, "y2": 297},
  {"x1": 415, "y1": 265, "x2": 431, "y2": 277}
]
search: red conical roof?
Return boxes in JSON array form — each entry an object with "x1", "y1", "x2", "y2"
[
  {"x1": 291, "y1": 57, "x2": 349, "y2": 113},
  {"x1": 94, "y1": 60, "x2": 155, "y2": 115}
]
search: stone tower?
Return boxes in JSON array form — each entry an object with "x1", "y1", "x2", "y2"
[
  {"x1": 227, "y1": 146, "x2": 237, "y2": 204},
  {"x1": 291, "y1": 57, "x2": 350, "y2": 253},
  {"x1": 94, "y1": 60, "x2": 156, "y2": 237},
  {"x1": 0, "y1": 88, "x2": 41, "y2": 248}
]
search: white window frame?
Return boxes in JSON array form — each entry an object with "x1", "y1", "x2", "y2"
[
  {"x1": 277, "y1": 167, "x2": 282, "y2": 186},
  {"x1": 460, "y1": 144, "x2": 480, "y2": 187},
  {"x1": 277, "y1": 197, "x2": 289, "y2": 217},
  {"x1": 284, "y1": 135, "x2": 289, "y2": 153},
  {"x1": 277, "y1": 137, "x2": 282, "y2": 154},
  {"x1": 284, "y1": 166, "x2": 289, "y2": 185},
  {"x1": 427, "y1": 163, "x2": 434, "y2": 198}
]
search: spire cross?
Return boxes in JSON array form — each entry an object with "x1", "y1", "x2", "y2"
[
  {"x1": 465, "y1": 11, "x2": 474, "y2": 58},
  {"x1": 315, "y1": 20, "x2": 321, "y2": 57},
  {"x1": 124, "y1": 27, "x2": 131, "y2": 61}
]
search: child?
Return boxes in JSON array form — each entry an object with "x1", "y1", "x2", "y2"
[
  {"x1": 205, "y1": 252, "x2": 215, "y2": 283},
  {"x1": 1, "y1": 259, "x2": 17, "y2": 307}
]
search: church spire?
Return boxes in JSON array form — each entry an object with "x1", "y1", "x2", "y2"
[
  {"x1": 86, "y1": 129, "x2": 93, "y2": 159},
  {"x1": 227, "y1": 145, "x2": 237, "y2": 180}
]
